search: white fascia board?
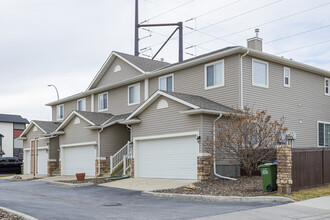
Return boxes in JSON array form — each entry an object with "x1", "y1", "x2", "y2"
[
  {"x1": 126, "y1": 90, "x2": 199, "y2": 120},
  {"x1": 60, "y1": 141, "x2": 97, "y2": 148},
  {"x1": 119, "y1": 119, "x2": 142, "y2": 125},
  {"x1": 102, "y1": 119, "x2": 124, "y2": 128},
  {"x1": 55, "y1": 111, "x2": 95, "y2": 132},
  {"x1": 85, "y1": 125, "x2": 102, "y2": 130},
  {"x1": 181, "y1": 109, "x2": 227, "y2": 115},
  {"x1": 50, "y1": 131, "x2": 66, "y2": 136},
  {"x1": 17, "y1": 137, "x2": 27, "y2": 140}
]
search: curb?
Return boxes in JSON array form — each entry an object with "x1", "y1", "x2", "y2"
[
  {"x1": 0, "y1": 206, "x2": 38, "y2": 220},
  {"x1": 46, "y1": 181, "x2": 95, "y2": 188},
  {"x1": 141, "y1": 191, "x2": 295, "y2": 203}
]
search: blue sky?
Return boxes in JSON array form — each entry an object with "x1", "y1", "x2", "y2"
[{"x1": 0, "y1": 0, "x2": 330, "y2": 121}]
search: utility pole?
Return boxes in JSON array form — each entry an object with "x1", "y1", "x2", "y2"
[{"x1": 134, "y1": 0, "x2": 183, "y2": 62}]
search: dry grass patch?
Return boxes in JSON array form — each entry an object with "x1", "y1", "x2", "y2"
[{"x1": 266, "y1": 184, "x2": 330, "y2": 201}]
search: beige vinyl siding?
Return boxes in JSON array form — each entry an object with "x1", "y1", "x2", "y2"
[
  {"x1": 59, "y1": 116, "x2": 98, "y2": 146},
  {"x1": 96, "y1": 58, "x2": 142, "y2": 88},
  {"x1": 23, "y1": 125, "x2": 44, "y2": 148},
  {"x1": 131, "y1": 97, "x2": 202, "y2": 149},
  {"x1": 94, "y1": 80, "x2": 145, "y2": 115},
  {"x1": 51, "y1": 96, "x2": 91, "y2": 121},
  {"x1": 100, "y1": 124, "x2": 130, "y2": 166},
  {"x1": 200, "y1": 114, "x2": 218, "y2": 153},
  {"x1": 243, "y1": 55, "x2": 330, "y2": 148},
  {"x1": 149, "y1": 54, "x2": 240, "y2": 108}
]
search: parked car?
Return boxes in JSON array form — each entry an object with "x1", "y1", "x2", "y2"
[{"x1": 0, "y1": 157, "x2": 22, "y2": 174}]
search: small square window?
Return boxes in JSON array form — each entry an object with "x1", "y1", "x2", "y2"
[
  {"x1": 159, "y1": 74, "x2": 174, "y2": 92},
  {"x1": 252, "y1": 59, "x2": 268, "y2": 88},
  {"x1": 98, "y1": 92, "x2": 108, "y2": 111},
  {"x1": 57, "y1": 104, "x2": 64, "y2": 120},
  {"x1": 128, "y1": 83, "x2": 140, "y2": 105},
  {"x1": 284, "y1": 67, "x2": 290, "y2": 87},
  {"x1": 77, "y1": 98, "x2": 86, "y2": 111},
  {"x1": 205, "y1": 60, "x2": 224, "y2": 89}
]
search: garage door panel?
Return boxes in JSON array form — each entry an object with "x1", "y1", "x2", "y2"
[
  {"x1": 136, "y1": 135, "x2": 198, "y2": 179},
  {"x1": 62, "y1": 145, "x2": 95, "y2": 176}
]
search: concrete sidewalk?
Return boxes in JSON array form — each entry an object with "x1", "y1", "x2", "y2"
[
  {"x1": 99, "y1": 178, "x2": 196, "y2": 191},
  {"x1": 194, "y1": 196, "x2": 330, "y2": 220}
]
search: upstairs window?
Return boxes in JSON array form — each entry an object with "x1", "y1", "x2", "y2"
[
  {"x1": 318, "y1": 122, "x2": 330, "y2": 147},
  {"x1": 128, "y1": 83, "x2": 140, "y2": 105},
  {"x1": 159, "y1": 74, "x2": 174, "y2": 92},
  {"x1": 57, "y1": 104, "x2": 64, "y2": 120},
  {"x1": 205, "y1": 60, "x2": 224, "y2": 89},
  {"x1": 325, "y1": 78, "x2": 329, "y2": 96},
  {"x1": 284, "y1": 67, "x2": 290, "y2": 87},
  {"x1": 77, "y1": 98, "x2": 86, "y2": 111},
  {"x1": 252, "y1": 59, "x2": 268, "y2": 88},
  {"x1": 98, "y1": 92, "x2": 108, "y2": 112}
]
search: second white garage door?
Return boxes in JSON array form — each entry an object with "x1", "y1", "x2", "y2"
[
  {"x1": 135, "y1": 135, "x2": 198, "y2": 179},
  {"x1": 61, "y1": 145, "x2": 96, "y2": 176}
]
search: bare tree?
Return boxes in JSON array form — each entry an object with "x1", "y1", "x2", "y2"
[{"x1": 205, "y1": 106, "x2": 287, "y2": 177}]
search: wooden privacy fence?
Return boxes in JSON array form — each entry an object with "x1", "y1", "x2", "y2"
[{"x1": 291, "y1": 147, "x2": 330, "y2": 191}]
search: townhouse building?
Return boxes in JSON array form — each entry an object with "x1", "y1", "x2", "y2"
[{"x1": 19, "y1": 33, "x2": 330, "y2": 180}]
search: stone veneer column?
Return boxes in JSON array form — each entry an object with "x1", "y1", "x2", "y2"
[
  {"x1": 58, "y1": 161, "x2": 61, "y2": 175},
  {"x1": 95, "y1": 159, "x2": 106, "y2": 176},
  {"x1": 277, "y1": 145, "x2": 293, "y2": 194},
  {"x1": 197, "y1": 156, "x2": 211, "y2": 181},
  {"x1": 47, "y1": 161, "x2": 57, "y2": 176}
]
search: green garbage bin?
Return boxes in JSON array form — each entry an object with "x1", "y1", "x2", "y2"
[{"x1": 258, "y1": 163, "x2": 277, "y2": 192}]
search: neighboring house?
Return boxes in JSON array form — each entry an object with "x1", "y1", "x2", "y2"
[
  {"x1": 21, "y1": 31, "x2": 330, "y2": 179},
  {"x1": 18, "y1": 120, "x2": 61, "y2": 175},
  {"x1": 0, "y1": 114, "x2": 29, "y2": 159}
]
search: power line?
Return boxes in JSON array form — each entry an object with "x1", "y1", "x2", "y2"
[
  {"x1": 141, "y1": 0, "x2": 195, "y2": 24},
  {"x1": 184, "y1": 0, "x2": 282, "y2": 36},
  {"x1": 192, "y1": 1, "x2": 330, "y2": 47},
  {"x1": 264, "y1": 24, "x2": 330, "y2": 44},
  {"x1": 275, "y1": 39, "x2": 330, "y2": 55}
]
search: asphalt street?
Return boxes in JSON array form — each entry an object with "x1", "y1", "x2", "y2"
[{"x1": 0, "y1": 179, "x2": 281, "y2": 220}]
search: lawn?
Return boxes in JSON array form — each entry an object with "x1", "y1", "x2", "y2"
[
  {"x1": 267, "y1": 184, "x2": 330, "y2": 201},
  {"x1": 0, "y1": 174, "x2": 15, "y2": 178}
]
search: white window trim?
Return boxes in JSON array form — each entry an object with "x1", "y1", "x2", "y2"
[
  {"x1": 283, "y1": 67, "x2": 290, "y2": 87},
  {"x1": 128, "y1": 83, "x2": 140, "y2": 106},
  {"x1": 252, "y1": 58, "x2": 269, "y2": 88},
  {"x1": 57, "y1": 104, "x2": 64, "y2": 121},
  {"x1": 204, "y1": 60, "x2": 225, "y2": 90},
  {"x1": 325, "y1": 78, "x2": 330, "y2": 96},
  {"x1": 317, "y1": 120, "x2": 330, "y2": 147},
  {"x1": 77, "y1": 98, "x2": 86, "y2": 111},
  {"x1": 158, "y1": 73, "x2": 174, "y2": 92},
  {"x1": 98, "y1": 92, "x2": 108, "y2": 112}
]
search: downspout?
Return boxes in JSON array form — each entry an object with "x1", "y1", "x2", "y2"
[
  {"x1": 240, "y1": 49, "x2": 249, "y2": 109},
  {"x1": 213, "y1": 114, "x2": 237, "y2": 181},
  {"x1": 97, "y1": 127, "x2": 104, "y2": 176}
]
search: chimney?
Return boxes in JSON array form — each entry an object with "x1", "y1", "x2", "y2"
[{"x1": 247, "y1": 28, "x2": 263, "y2": 51}]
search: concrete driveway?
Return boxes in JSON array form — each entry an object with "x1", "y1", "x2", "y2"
[
  {"x1": 0, "y1": 179, "x2": 280, "y2": 220},
  {"x1": 99, "y1": 178, "x2": 196, "y2": 191}
]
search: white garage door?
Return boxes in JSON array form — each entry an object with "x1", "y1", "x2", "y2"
[
  {"x1": 24, "y1": 150, "x2": 30, "y2": 174},
  {"x1": 136, "y1": 135, "x2": 198, "y2": 179},
  {"x1": 62, "y1": 145, "x2": 96, "y2": 176},
  {"x1": 37, "y1": 149, "x2": 48, "y2": 175}
]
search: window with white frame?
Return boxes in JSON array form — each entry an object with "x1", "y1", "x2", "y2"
[
  {"x1": 318, "y1": 122, "x2": 330, "y2": 147},
  {"x1": 98, "y1": 92, "x2": 108, "y2": 111},
  {"x1": 284, "y1": 67, "x2": 290, "y2": 87},
  {"x1": 77, "y1": 98, "x2": 86, "y2": 111},
  {"x1": 205, "y1": 60, "x2": 224, "y2": 89},
  {"x1": 57, "y1": 104, "x2": 64, "y2": 120},
  {"x1": 128, "y1": 83, "x2": 140, "y2": 105},
  {"x1": 159, "y1": 74, "x2": 174, "y2": 92},
  {"x1": 252, "y1": 59, "x2": 268, "y2": 88},
  {"x1": 325, "y1": 78, "x2": 329, "y2": 96}
]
